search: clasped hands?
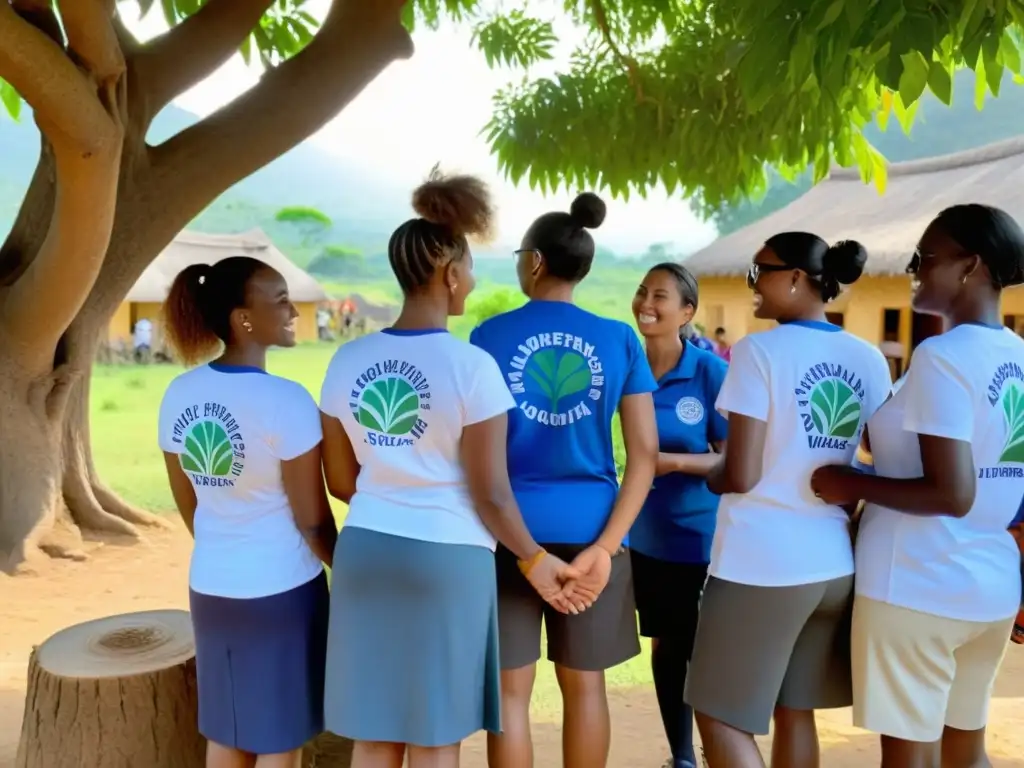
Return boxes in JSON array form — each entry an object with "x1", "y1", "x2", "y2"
[{"x1": 523, "y1": 545, "x2": 614, "y2": 615}]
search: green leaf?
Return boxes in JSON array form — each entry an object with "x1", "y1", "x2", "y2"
[
  {"x1": 0, "y1": 79, "x2": 21, "y2": 120},
  {"x1": 809, "y1": 380, "x2": 861, "y2": 439},
  {"x1": 815, "y1": 0, "x2": 844, "y2": 31},
  {"x1": 1000, "y1": 384, "x2": 1024, "y2": 463},
  {"x1": 1001, "y1": 31, "x2": 1023, "y2": 73},
  {"x1": 181, "y1": 421, "x2": 234, "y2": 477},
  {"x1": 525, "y1": 349, "x2": 591, "y2": 412},
  {"x1": 357, "y1": 377, "x2": 419, "y2": 436},
  {"x1": 898, "y1": 50, "x2": 929, "y2": 105},
  {"x1": 927, "y1": 60, "x2": 953, "y2": 104}
]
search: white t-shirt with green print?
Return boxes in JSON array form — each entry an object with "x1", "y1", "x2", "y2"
[
  {"x1": 319, "y1": 328, "x2": 515, "y2": 551},
  {"x1": 856, "y1": 324, "x2": 1024, "y2": 622},
  {"x1": 158, "y1": 363, "x2": 324, "y2": 599},
  {"x1": 711, "y1": 320, "x2": 893, "y2": 587}
]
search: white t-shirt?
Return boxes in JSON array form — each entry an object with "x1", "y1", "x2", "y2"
[
  {"x1": 711, "y1": 321, "x2": 893, "y2": 587},
  {"x1": 856, "y1": 324, "x2": 1024, "y2": 622},
  {"x1": 158, "y1": 364, "x2": 324, "y2": 599},
  {"x1": 320, "y1": 329, "x2": 515, "y2": 550}
]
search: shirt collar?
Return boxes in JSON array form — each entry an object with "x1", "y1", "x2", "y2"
[{"x1": 660, "y1": 340, "x2": 701, "y2": 384}]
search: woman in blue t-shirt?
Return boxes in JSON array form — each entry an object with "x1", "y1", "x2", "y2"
[
  {"x1": 630, "y1": 263, "x2": 727, "y2": 768},
  {"x1": 470, "y1": 193, "x2": 659, "y2": 768}
]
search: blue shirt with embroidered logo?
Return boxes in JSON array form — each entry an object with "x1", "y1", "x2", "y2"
[
  {"x1": 630, "y1": 341, "x2": 728, "y2": 564},
  {"x1": 470, "y1": 300, "x2": 658, "y2": 545}
]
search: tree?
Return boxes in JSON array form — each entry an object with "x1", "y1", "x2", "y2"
[
  {"x1": 274, "y1": 205, "x2": 333, "y2": 261},
  {"x1": 1, "y1": 0, "x2": 1023, "y2": 570}
]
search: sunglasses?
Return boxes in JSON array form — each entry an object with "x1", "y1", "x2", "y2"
[
  {"x1": 746, "y1": 262, "x2": 792, "y2": 289},
  {"x1": 513, "y1": 248, "x2": 542, "y2": 261}
]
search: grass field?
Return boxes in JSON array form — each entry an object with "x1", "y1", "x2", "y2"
[{"x1": 91, "y1": 341, "x2": 652, "y2": 716}]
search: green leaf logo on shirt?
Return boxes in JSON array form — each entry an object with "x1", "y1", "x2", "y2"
[
  {"x1": 525, "y1": 349, "x2": 592, "y2": 412},
  {"x1": 181, "y1": 421, "x2": 234, "y2": 476},
  {"x1": 809, "y1": 379, "x2": 861, "y2": 439},
  {"x1": 358, "y1": 376, "x2": 419, "y2": 435},
  {"x1": 999, "y1": 383, "x2": 1024, "y2": 463}
]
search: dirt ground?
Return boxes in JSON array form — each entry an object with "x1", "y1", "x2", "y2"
[{"x1": 2, "y1": 524, "x2": 1023, "y2": 768}]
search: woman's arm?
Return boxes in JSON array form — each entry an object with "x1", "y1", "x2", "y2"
[
  {"x1": 282, "y1": 443, "x2": 338, "y2": 566},
  {"x1": 321, "y1": 412, "x2": 359, "y2": 503},
  {"x1": 594, "y1": 392, "x2": 658, "y2": 554},
  {"x1": 659, "y1": 441, "x2": 727, "y2": 478},
  {"x1": 707, "y1": 414, "x2": 767, "y2": 495},
  {"x1": 162, "y1": 452, "x2": 197, "y2": 536}
]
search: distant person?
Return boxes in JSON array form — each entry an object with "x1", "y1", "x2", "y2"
[
  {"x1": 631, "y1": 263, "x2": 727, "y2": 768},
  {"x1": 713, "y1": 327, "x2": 731, "y2": 363},
  {"x1": 685, "y1": 233, "x2": 892, "y2": 768},
  {"x1": 318, "y1": 170, "x2": 577, "y2": 768},
  {"x1": 316, "y1": 307, "x2": 332, "y2": 341},
  {"x1": 686, "y1": 325, "x2": 716, "y2": 353},
  {"x1": 471, "y1": 193, "x2": 659, "y2": 768},
  {"x1": 133, "y1": 317, "x2": 153, "y2": 363},
  {"x1": 157, "y1": 257, "x2": 337, "y2": 768},
  {"x1": 811, "y1": 205, "x2": 1024, "y2": 767}
]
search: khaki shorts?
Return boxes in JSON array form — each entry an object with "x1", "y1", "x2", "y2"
[
  {"x1": 851, "y1": 596, "x2": 1014, "y2": 742},
  {"x1": 494, "y1": 544, "x2": 640, "y2": 672},
  {"x1": 684, "y1": 574, "x2": 854, "y2": 735}
]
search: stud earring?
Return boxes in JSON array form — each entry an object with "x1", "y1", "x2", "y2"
[
  {"x1": 961, "y1": 274, "x2": 968, "y2": 285},
  {"x1": 243, "y1": 321, "x2": 253, "y2": 333},
  {"x1": 790, "y1": 284, "x2": 797, "y2": 294},
  {"x1": 450, "y1": 283, "x2": 458, "y2": 294}
]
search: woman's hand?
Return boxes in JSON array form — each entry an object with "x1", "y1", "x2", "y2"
[
  {"x1": 560, "y1": 545, "x2": 613, "y2": 608},
  {"x1": 524, "y1": 553, "x2": 579, "y2": 614},
  {"x1": 810, "y1": 465, "x2": 863, "y2": 506}
]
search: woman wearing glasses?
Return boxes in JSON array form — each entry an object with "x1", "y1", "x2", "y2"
[
  {"x1": 811, "y1": 205, "x2": 1024, "y2": 768},
  {"x1": 684, "y1": 232, "x2": 893, "y2": 768},
  {"x1": 470, "y1": 193, "x2": 659, "y2": 768}
]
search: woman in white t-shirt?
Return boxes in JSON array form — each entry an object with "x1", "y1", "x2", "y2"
[
  {"x1": 319, "y1": 170, "x2": 579, "y2": 768},
  {"x1": 158, "y1": 257, "x2": 337, "y2": 768},
  {"x1": 812, "y1": 204, "x2": 1024, "y2": 767},
  {"x1": 683, "y1": 232, "x2": 892, "y2": 768}
]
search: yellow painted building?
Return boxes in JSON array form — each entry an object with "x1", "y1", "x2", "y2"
[
  {"x1": 683, "y1": 136, "x2": 1024, "y2": 372},
  {"x1": 106, "y1": 229, "x2": 326, "y2": 351}
]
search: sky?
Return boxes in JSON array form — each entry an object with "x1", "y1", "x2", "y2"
[{"x1": 124, "y1": 3, "x2": 718, "y2": 255}]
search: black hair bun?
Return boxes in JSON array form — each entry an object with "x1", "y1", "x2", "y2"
[
  {"x1": 569, "y1": 192, "x2": 607, "y2": 230},
  {"x1": 823, "y1": 240, "x2": 867, "y2": 285}
]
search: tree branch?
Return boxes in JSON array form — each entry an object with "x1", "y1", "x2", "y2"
[
  {"x1": 0, "y1": 77, "x2": 126, "y2": 365},
  {"x1": 151, "y1": 0, "x2": 413, "y2": 225},
  {"x1": 133, "y1": 0, "x2": 275, "y2": 119},
  {"x1": 588, "y1": 0, "x2": 657, "y2": 107},
  {"x1": 0, "y1": 1, "x2": 115, "y2": 154},
  {"x1": 58, "y1": 0, "x2": 125, "y2": 84}
]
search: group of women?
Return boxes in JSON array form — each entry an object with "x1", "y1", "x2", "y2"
[{"x1": 158, "y1": 167, "x2": 1024, "y2": 768}]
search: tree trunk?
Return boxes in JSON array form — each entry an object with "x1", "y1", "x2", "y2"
[{"x1": 16, "y1": 610, "x2": 206, "y2": 768}]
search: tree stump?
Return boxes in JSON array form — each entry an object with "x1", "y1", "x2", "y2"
[{"x1": 16, "y1": 609, "x2": 204, "y2": 768}]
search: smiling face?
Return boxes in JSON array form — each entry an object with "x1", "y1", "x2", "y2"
[
  {"x1": 232, "y1": 266, "x2": 298, "y2": 348},
  {"x1": 632, "y1": 268, "x2": 695, "y2": 339},
  {"x1": 747, "y1": 245, "x2": 802, "y2": 319}
]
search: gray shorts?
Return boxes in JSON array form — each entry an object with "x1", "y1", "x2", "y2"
[{"x1": 684, "y1": 574, "x2": 854, "y2": 735}]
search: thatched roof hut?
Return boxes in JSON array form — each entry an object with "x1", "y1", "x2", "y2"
[{"x1": 683, "y1": 136, "x2": 1024, "y2": 277}]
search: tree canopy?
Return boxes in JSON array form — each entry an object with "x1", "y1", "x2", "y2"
[{"x1": 3, "y1": 1, "x2": 1023, "y2": 214}]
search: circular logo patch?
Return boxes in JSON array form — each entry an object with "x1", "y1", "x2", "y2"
[{"x1": 675, "y1": 396, "x2": 704, "y2": 425}]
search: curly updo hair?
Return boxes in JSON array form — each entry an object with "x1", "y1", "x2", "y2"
[{"x1": 388, "y1": 166, "x2": 495, "y2": 294}]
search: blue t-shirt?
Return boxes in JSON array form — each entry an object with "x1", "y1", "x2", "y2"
[
  {"x1": 470, "y1": 300, "x2": 658, "y2": 545},
  {"x1": 630, "y1": 342, "x2": 728, "y2": 563}
]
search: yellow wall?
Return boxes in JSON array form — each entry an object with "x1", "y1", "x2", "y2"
[
  {"x1": 105, "y1": 300, "x2": 321, "y2": 346},
  {"x1": 695, "y1": 275, "x2": 1024, "y2": 352}
]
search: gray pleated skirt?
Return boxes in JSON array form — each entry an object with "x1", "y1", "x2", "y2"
[{"x1": 324, "y1": 526, "x2": 501, "y2": 746}]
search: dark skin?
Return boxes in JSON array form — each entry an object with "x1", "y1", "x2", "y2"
[
  {"x1": 490, "y1": 239, "x2": 658, "y2": 768},
  {"x1": 700, "y1": 245, "x2": 835, "y2": 768},
  {"x1": 163, "y1": 267, "x2": 336, "y2": 768},
  {"x1": 810, "y1": 221, "x2": 1004, "y2": 768}
]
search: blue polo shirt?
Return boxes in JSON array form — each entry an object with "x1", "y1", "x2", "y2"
[
  {"x1": 470, "y1": 300, "x2": 658, "y2": 545},
  {"x1": 630, "y1": 342, "x2": 728, "y2": 563}
]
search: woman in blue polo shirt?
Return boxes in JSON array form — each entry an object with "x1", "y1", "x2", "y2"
[{"x1": 630, "y1": 263, "x2": 727, "y2": 768}]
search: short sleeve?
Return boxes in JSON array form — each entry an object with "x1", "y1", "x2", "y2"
[
  {"x1": 462, "y1": 351, "x2": 515, "y2": 426},
  {"x1": 468, "y1": 325, "x2": 483, "y2": 349},
  {"x1": 319, "y1": 350, "x2": 346, "y2": 420},
  {"x1": 271, "y1": 383, "x2": 323, "y2": 461},
  {"x1": 157, "y1": 386, "x2": 181, "y2": 454},
  {"x1": 902, "y1": 343, "x2": 973, "y2": 441},
  {"x1": 703, "y1": 356, "x2": 730, "y2": 442},
  {"x1": 623, "y1": 330, "x2": 658, "y2": 396},
  {"x1": 715, "y1": 337, "x2": 770, "y2": 421}
]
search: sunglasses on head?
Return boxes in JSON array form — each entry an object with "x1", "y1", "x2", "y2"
[{"x1": 746, "y1": 262, "x2": 792, "y2": 289}]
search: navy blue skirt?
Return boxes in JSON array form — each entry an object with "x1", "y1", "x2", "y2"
[{"x1": 189, "y1": 572, "x2": 329, "y2": 753}]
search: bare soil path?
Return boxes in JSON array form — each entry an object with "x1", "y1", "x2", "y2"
[{"x1": 2, "y1": 524, "x2": 1022, "y2": 767}]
